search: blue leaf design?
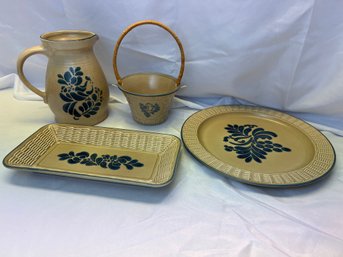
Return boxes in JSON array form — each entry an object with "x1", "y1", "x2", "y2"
[
  {"x1": 68, "y1": 102, "x2": 77, "y2": 115},
  {"x1": 70, "y1": 92, "x2": 86, "y2": 101},
  {"x1": 58, "y1": 154, "x2": 70, "y2": 160},
  {"x1": 68, "y1": 157, "x2": 80, "y2": 164},
  {"x1": 237, "y1": 153, "x2": 250, "y2": 159},
  {"x1": 132, "y1": 162, "x2": 144, "y2": 167},
  {"x1": 140, "y1": 103, "x2": 160, "y2": 117},
  {"x1": 75, "y1": 76, "x2": 82, "y2": 85},
  {"x1": 58, "y1": 151, "x2": 144, "y2": 171},
  {"x1": 124, "y1": 164, "x2": 133, "y2": 170},
  {"x1": 60, "y1": 93, "x2": 73, "y2": 102},
  {"x1": 73, "y1": 109, "x2": 81, "y2": 118},
  {"x1": 252, "y1": 154, "x2": 262, "y2": 163},
  {"x1": 109, "y1": 163, "x2": 120, "y2": 170},
  {"x1": 63, "y1": 102, "x2": 70, "y2": 113},
  {"x1": 58, "y1": 79, "x2": 67, "y2": 85},
  {"x1": 96, "y1": 157, "x2": 103, "y2": 165},
  {"x1": 223, "y1": 124, "x2": 291, "y2": 163},
  {"x1": 71, "y1": 77, "x2": 77, "y2": 85},
  {"x1": 76, "y1": 151, "x2": 89, "y2": 158},
  {"x1": 252, "y1": 128, "x2": 264, "y2": 135},
  {"x1": 64, "y1": 71, "x2": 72, "y2": 82},
  {"x1": 90, "y1": 154, "x2": 97, "y2": 161},
  {"x1": 75, "y1": 87, "x2": 87, "y2": 93},
  {"x1": 245, "y1": 156, "x2": 252, "y2": 163},
  {"x1": 57, "y1": 67, "x2": 103, "y2": 120},
  {"x1": 100, "y1": 162, "x2": 107, "y2": 168}
]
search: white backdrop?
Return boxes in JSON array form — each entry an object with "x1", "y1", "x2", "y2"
[
  {"x1": 1, "y1": 0, "x2": 343, "y2": 121},
  {"x1": 1, "y1": 2, "x2": 343, "y2": 257}
]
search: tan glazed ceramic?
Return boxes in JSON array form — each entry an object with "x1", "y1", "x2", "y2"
[
  {"x1": 3, "y1": 124, "x2": 181, "y2": 187},
  {"x1": 181, "y1": 105, "x2": 336, "y2": 187},
  {"x1": 113, "y1": 20, "x2": 185, "y2": 125},
  {"x1": 17, "y1": 30, "x2": 109, "y2": 125}
]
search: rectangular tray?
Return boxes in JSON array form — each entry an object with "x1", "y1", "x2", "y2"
[{"x1": 3, "y1": 124, "x2": 181, "y2": 187}]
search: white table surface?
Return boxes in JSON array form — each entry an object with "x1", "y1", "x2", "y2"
[{"x1": 0, "y1": 88, "x2": 342, "y2": 257}]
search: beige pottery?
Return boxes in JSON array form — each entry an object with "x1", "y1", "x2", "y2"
[
  {"x1": 17, "y1": 30, "x2": 109, "y2": 125},
  {"x1": 113, "y1": 20, "x2": 185, "y2": 125}
]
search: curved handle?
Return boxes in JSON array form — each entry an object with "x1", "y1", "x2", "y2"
[
  {"x1": 17, "y1": 45, "x2": 47, "y2": 102},
  {"x1": 113, "y1": 20, "x2": 185, "y2": 86}
]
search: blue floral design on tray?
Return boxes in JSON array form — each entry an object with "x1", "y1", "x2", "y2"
[
  {"x1": 139, "y1": 103, "x2": 160, "y2": 117},
  {"x1": 223, "y1": 124, "x2": 291, "y2": 163},
  {"x1": 57, "y1": 67, "x2": 102, "y2": 120},
  {"x1": 58, "y1": 151, "x2": 144, "y2": 170}
]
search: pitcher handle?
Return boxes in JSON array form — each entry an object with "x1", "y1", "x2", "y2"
[
  {"x1": 17, "y1": 45, "x2": 48, "y2": 102},
  {"x1": 113, "y1": 20, "x2": 185, "y2": 86}
]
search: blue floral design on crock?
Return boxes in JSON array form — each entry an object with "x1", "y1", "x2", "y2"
[
  {"x1": 57, "y1": 151, "x2": 144, "y2": 170},
  {"x1": 223, "y1": 124, "x2": 291, "y2": 163},
  {"x1": 139, "y1": 103, "x2": 160, "y2": 117},
  {"x1": 57, "y1": 67, "x2": 102, "y2": 120}
]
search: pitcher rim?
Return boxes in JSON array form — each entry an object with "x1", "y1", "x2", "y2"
[{"x1": 40, "y1": 30, "x2": 97, "y2": 42}]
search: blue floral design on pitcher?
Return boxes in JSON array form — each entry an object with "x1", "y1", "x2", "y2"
[
  {"x1": 223, "y1": 124, "x2": 291, "y2": 163},
  {"x1": 57, "y1": 67, "x2": 102, "y2": 120}
]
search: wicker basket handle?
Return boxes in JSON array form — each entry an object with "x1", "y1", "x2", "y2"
[{"x1": 113, "y1": 20, "x2": 185, "y2": 86}]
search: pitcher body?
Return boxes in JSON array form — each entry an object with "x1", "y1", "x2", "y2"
[{"x1": 17, "y1": 30, "x2": 109, "y2": 125}]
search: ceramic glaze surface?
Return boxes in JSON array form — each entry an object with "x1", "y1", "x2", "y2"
[
  {"x1": 3, "y1": 124, "x2": 181, "y2": 187},
  {"x1": 198, "y1": 112, "x2": 314, "y2": 174},
  {"x1": 182, "y1": 106, "x2": 336, "y2": 187},
  {"x1": 17, "y1": 30, "x2": 109, "y2": 125},
  {"x1": 57, "y1": 67, "x2": 103, "y2": 120},
  {"x1": 113, "y1": 20, "x2": 185, "y2": 125}
]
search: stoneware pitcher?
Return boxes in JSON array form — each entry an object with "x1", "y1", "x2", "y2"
[{"x1": 17, "y1": 30, "x2": 109, "y2": 125}]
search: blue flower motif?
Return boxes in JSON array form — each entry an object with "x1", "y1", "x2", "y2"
[
  {"x1": 58, "y1": 151, "x2": 144, "y2": 171},
  {"x1": 223, "y1": 124, "x2": 291, "y2": 163},
  {"x1": 140, "y1": 103, "x2": 160, "y2": 117},
  {"x1": 57, "y1": 67, "x2": 102, "y2": 120},
  {"x1": 57, "y1": 67, "x2": 84, "y2": 86}
]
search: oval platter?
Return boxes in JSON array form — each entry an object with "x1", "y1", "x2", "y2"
[{"x1": 181, "y1": 105, "x2": 336, "y2": 187}]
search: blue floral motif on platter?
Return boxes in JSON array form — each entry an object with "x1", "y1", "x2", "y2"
[
  {"x1": 139, "y1": 103, "x2": 160, "y2": 117},
  {"x1": 223, "y1": 124, "x2": 291, "y2": 163},
  {"x1": 57, "y1": 151, "x2": 144, "y2": 170},
  {"x1": 57, "y1": 67, "x2": 102, "y2": 120}
]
